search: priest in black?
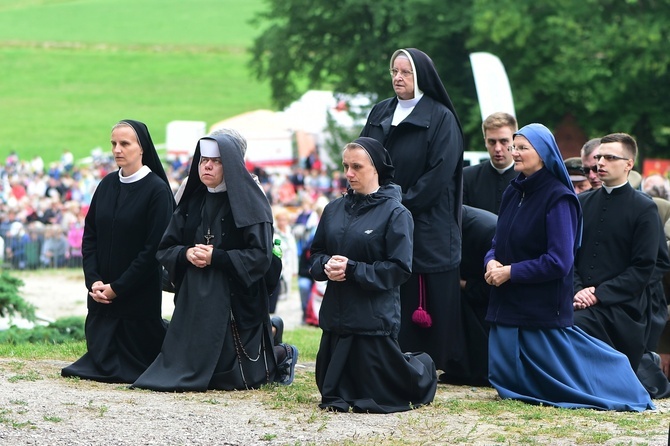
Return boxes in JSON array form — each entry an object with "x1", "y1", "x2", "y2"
[
  {"x1": 133, "y1": 133, "x2": 297, "y2": 391},
  {"x1": 61, "y1": 120, "x2": 174, "y2": 383},
  {"x1": 574, "y1": 133, "x2": 664, "y2": 372},
  {"x1": 462, "y1": 112, "x2": 517, "y2": 215}
]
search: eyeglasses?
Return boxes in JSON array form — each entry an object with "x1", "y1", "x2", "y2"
[
  {"x1": 389, "y1": 68, "x2": 413, "y2": 78},
  {"x1": 581, "y1": 165, "x2": 598, "y2": 174},
  {"x1": 593, "y1": 154, "x2": 629, "y2": 162},
  {"x1": 507, "y1": 145, "x2": 531, "y2": 153}
]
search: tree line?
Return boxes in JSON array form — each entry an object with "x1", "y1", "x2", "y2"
[{"x1": 249, "y1": 0, "x2": 670, "y2": 156}]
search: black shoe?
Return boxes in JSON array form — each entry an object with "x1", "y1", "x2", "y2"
[
  {"x1": 276, "y1": 344, "x2": 298, "y2": 386},
  {"x1": 271, "y1": 316, "x2": 284, "y2": 345}
]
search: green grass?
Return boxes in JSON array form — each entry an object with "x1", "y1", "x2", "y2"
[
  {"x1": 0, "y1": 0, "x2": 272, "y2": 162},
  {"x1": 0, "y1": 0, "x2": 263, "y2": 47},
  {"x1": 0, "y1": 326, "x2": 320, "y2": 363},
  {"x1": 0, "y1": 339, "x2": 86, "y2": 359},
  {"x1": 284, "y1": 325, "x2": 321, "y2": 362}
]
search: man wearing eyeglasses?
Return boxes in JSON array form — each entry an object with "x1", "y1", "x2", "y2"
[
  {"x1": 573, "y1": 133, "x2": 668, "y2": 380},
  {"x1": 462, "y1": 112, "x2": 518, "y2": 215},
  {"x1": 580, "y1": 138, "x2": 602, "y2": 190}
]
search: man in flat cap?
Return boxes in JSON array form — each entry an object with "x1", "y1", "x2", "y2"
[{"x1": 564, "y1": 157, "x2": 591, "y2": 194}]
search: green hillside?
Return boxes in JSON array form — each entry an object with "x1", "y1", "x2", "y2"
[{"x1": 0, "y1": 0, "x2": 272, "y2": 163}]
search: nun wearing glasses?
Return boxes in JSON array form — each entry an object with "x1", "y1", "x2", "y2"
[
  {"x1": 133, "y1": 133, "x2": 298, "y2": 392},
  {"x1": 360, "y1": 48, "x2": 466, "y2": 383}
]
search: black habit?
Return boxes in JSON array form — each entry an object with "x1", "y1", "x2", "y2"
[
  {"x1": 440, "y1": 205, "x2": 496, "y2": 386},
  {"x1": 360, "y1": 48, "x2": 465, "y2": 373},
  {"x1": 133, "y1": 134, "x2": 277, "y2": 391},
  {"x1": 62, "y1": 119, "x2": 174, "y2": 383}
]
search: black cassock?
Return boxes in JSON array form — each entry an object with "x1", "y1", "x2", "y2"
[
  {"x1": 462, "y1": 162, "x2": 516, "y2": 215},
  {"x1": 133, "y1": 192, "x2": 277, "y2": 391},
  {"x1": 440, "y1": 205, "x2": 497, "y2": 386},
  {"x1": 574, "y1": 185, "x2": 662, "y2": 371}
]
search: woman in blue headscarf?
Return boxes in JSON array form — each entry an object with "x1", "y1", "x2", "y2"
[{"x1": 483, "y1": 123, "x2": 653, "y2": 411}]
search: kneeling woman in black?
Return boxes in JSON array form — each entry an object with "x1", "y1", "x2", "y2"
[{"x1": 309, "y1": 137, "x2": 437, "y2": 413}]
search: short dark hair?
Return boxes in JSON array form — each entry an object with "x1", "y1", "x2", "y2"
[
  {"x1": 580, "y1": 138, "x2": 601, "y2": 158},
  {"x1": 600, "y1": 133, "x2": 637, "y2": 160}
]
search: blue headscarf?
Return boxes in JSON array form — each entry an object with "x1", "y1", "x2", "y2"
[
  {"x1": 515, "y1": 123, "x2": 583, "y2": 249},
  {"x1": 515, "y1": 123, "x2": 573, "y2": 192}
]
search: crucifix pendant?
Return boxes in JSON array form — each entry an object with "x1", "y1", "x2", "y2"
[{"x1": 204, "y1": 228, "x2": 214, "y2": 245}]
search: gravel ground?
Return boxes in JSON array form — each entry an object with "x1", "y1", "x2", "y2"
[
  {"x1": 2, "y1": 358, "x2": 423, "y2": 446},
  {"x1": 0, "y1": 272, "x2": 668, "y2": 445}
]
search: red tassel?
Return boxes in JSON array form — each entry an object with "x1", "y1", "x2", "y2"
[
  {"x1": 412, "y1": 275, "x2": 432, "y2": 328},
  {"x1": 412, "y1": 307, "x2": 432, "y2": 328}
]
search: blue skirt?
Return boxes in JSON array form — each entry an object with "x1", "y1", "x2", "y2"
[{"x1": 489, "y1": 325, "x2": 655, "y2": 412}]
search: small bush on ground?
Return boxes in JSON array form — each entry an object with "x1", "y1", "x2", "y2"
[
  {"x1": 0, "y1": 316, "x2": 85, "y2": 344},
  {"x1": 0, "y1": 270, "x2": 35, "y2": 321}
]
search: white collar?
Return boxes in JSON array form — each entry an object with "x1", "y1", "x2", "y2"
[
  {"x1": 207, "y1": 181, "x2": 227, "y2": 193},
  {"x1": 119, "y1": 165, "x2": 151, "y2": 184},
  {"x1": 490, "y1": 160, "x2": 515, "y2": 174},
  {"x1": 602, "y1": 181, "x2": 628, "y2": 194},
  {"x1": 397, "y1": 91, "x2": 423, "y2": 108}
]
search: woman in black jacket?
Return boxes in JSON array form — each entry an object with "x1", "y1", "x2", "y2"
[{"x1": 310, "y1": 137, "x2": 437, "y2": 413}]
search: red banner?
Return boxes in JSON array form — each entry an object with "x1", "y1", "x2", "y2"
[{"x1": 642, "y1": 159, "x2": 670, "y2": 178}]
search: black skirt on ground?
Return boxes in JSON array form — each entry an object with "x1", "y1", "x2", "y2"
[
  {"x1": 131, "y1": 264, "x2": 277, "y2": 392},
  {"x1": 316, "y1": 331, "x2": 437, "y2": 413},
  {"x1": 61, "y1": 312, "x2": 167, "y2": 383}
]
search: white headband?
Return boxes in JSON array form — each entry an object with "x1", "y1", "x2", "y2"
[{"x1": 199, "y1": 139, "x2": 220, "y2": 158}]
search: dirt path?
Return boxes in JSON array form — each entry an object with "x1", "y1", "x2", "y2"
[
  {"x1": 0, "y1": 272, "x2": 668, "y2": 445},
  {"x1": 15, "y1": 270, "x2": 303, "y2": 329}
]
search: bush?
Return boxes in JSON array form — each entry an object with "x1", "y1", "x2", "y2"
[
  {"x1": 0, "y1": 270, "x2": 36, "y2": 321},
  {"x1": 0, "y1": 316, "x2": 85, "y2": 344}
]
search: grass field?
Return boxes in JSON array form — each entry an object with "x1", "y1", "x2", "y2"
[{"x1": 0, "y1": 0, "x2": 272, "y2": 163}]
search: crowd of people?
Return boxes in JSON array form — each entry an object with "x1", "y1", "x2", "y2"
[
  {"x1": 5, "y1": 47, "x2": 670, "y2": 413},
  {"x1": 0, "y1": 142, "x2": 345, "y2": 272}
]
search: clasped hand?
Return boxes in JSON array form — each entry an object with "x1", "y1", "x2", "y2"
[
  {"x1": 484, "y1": 259, "x2": 511, "y2": 287},
  {"x1": 573, "y1": 286, "x2": 598, "y2": 310},
  {"x1": 324, "y1": 255, "x2": 348, "y2": 282},
  {"x1": 89, "y1": 280, "x2": 117, "y2": 304},
  {"x1": 188, "y1": 244, "x2": 213, "y2": 268}
]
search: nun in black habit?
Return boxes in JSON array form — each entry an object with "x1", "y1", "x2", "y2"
[
  {"x1": 310, "y1": 137, "x2": 437, "y2": 413},
  {"x1": 360, "y1": 48, "x2": 466, "y2": 377},
  {"x1": 62, "y1": 119, "x2": 174, "y2": 383},
  {"x1": 133, "y1": 134, "x2": 297, "y2": 391}
]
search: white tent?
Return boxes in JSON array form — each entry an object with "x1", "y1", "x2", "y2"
[{"x1": 210, "y1": 110, "x2": 293, "y2": 168}]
